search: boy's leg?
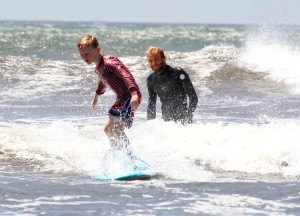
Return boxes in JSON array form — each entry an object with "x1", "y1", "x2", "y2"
[{"x1": 104, "y1": 115, "x2": 130, "y2": 148}]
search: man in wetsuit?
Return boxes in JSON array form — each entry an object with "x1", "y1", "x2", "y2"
[{"x1": 146, "y1": 46, "x2": 198, "y2": 124}]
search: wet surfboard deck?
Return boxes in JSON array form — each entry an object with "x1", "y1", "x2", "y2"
[{"x1": 93, "y1": 148, "x2": 152, "y2": 181}]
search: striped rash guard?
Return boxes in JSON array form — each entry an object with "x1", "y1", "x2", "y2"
[{"x1": 95, "y1": 55, "x2": 139, "y2": 103}]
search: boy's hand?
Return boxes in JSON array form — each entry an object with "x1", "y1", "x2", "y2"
[
  {"x1": 92, "y1": 94, "x2": 99, "y2": 111},
  {"x1": 130, "y1": 91, "x2": 139, "y2": 111}
]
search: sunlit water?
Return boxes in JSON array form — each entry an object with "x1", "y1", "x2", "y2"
[{"x1": 1, "y1": 21, "x2": 300, "y2": 215}]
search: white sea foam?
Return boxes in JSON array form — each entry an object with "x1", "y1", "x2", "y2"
[
  {"x1": 238, "y1": 34, "x2": 300, "y2": 94},
  {"x1": 0, "y1": 57, "x2": 92, "y2": 102},
  {"x1": 135, "y1": 120, "x2": 300, "y2": 179},
  {"x1": 1, "y1": 119, "x2": 300, "y2": 181},
  {"x1": 165, "y1": 45, "x2": 238, "y2": 79}
]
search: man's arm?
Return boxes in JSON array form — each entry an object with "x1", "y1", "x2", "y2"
[
  {"x1": 147, "y1": 77, "x2": 157, "y2": 120},
  {"x1": 180, "y1": 70, "x2": 198, "y2": 122}
]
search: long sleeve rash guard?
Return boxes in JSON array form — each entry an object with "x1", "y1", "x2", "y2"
[{"x1": 95, "y1": 55, "x2": 139, "y2": 103}]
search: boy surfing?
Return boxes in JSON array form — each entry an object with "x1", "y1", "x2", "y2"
[{"x1": 77, "y1": 35, "x2": 141, "y2": 148}]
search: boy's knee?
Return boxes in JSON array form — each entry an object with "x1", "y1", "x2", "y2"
[{"x1": 103, "y1": 125, "x2": 111, "y2": 135}]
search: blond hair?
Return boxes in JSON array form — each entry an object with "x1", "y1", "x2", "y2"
[
  {"x1": 77, "y1": 34, "x2": 99, "y2": 49},
  {"x1": 146, "y1": 46, "x2": 166, "y2": 58}
]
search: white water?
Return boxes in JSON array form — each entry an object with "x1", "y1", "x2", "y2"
[
  {"x1": 238, "y1": 30, "x2": 300, "y2": 94},
  {"x1": 2, "y1": 118, "x2": 300, "y2": 181}
]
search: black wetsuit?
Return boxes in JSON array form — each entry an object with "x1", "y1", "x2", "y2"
[{"x1": 147, "y1": 65, "x2": 198, "y2": 123}]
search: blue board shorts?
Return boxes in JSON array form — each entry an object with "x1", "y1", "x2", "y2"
[{"x1": 108, "y1": 92, "x2": 141, "y2": 129}]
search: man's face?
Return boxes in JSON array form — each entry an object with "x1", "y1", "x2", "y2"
[
  {"x1": 147, "y1": 52, "x2": 166, "y2": 75},
  {"x1": 78, "y1": 46, "x2": 100, "y2": 65}
]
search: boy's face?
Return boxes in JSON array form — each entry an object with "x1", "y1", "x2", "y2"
[{"x1": 78, "y1": 45, "x2": 100, "y2": 65}]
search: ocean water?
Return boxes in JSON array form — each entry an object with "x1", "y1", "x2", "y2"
[{"x1": 1, "y1": 21, "x2": 300, "y2": 215}]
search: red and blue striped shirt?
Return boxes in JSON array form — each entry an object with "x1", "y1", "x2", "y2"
[{"x1": 95, "y1": 55, "x2": 139, "y2": 103}]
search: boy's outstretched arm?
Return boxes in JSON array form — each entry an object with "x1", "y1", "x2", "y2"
[{"x1": 92, "y1": 93, "x2": 99, "y2": 111}]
